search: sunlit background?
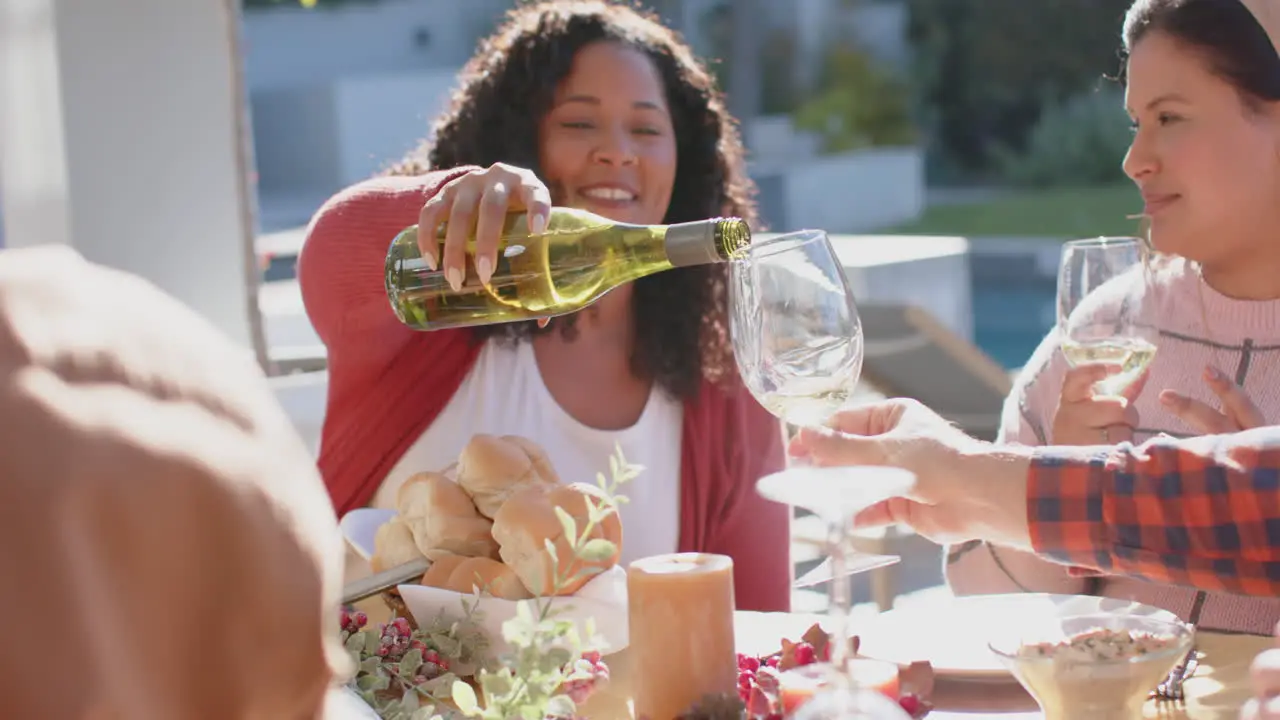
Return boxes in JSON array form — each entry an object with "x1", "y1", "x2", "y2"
[{"x1": 0, "y1": 0, "x2": 1143, "y2": 617}]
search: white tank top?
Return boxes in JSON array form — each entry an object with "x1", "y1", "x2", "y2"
[{"x1": 373, "y1": 338, "x2": 683, "y2": 565}]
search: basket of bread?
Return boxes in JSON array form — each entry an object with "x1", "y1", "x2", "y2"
[{"x1": 341, "y1": 434, "x2": 628, "y2": 656}]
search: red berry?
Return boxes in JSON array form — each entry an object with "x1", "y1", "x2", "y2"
[
  {"x1": 793, "y1": 642, "x2": 818, "y2": 666},
  {"x1": 376, "y1": 646, "x2": 390, "y2": 657},
  {"x1": 738, "y1": 654, "x2": 761, "y2": 673},
  {"x1": 738, "y1": 671, "x2": 754, "y2": 690},
  {"x1": 354, "y1": 611, "x2": 368, "y2": 628},
  {"x1": 436, "y1": 658, "x2": 450, "y2": 672},
  {"x1": 583, "y1": 650, "x2": 602, "y2": 664},
  {"x1": 766, "y1": 655, "x2": 781, "y2": 668},
  {"x1": 898, "y1": 694, "x2": 921, "y2": 715}
]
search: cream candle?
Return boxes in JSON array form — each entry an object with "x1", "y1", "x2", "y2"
[{"x1": 627, "y1": 553, "x2": 737, "y2": 720}]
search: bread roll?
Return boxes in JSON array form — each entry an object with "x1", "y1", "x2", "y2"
[
  {"x1": 396, "y1": 471, "x2": 498, "y2": 559},
  {"x1": 443, "y1": 557, "x2": 533, "y2": 600},
  {"x1": 420, "y1": 553, "x2": 467, "y2": 588},
  {"x1": 370, "y1": 516, "x2": 427, "y2": 573},
  {"x1": 498, "y1": 435, "x2": 560, "y2": 485},
  {"x1": 491, "y1": 482, "x2": 623, "y2": 596},
  {"x1": 456, "y1": 434, "x2": 558, "y2": 518}
]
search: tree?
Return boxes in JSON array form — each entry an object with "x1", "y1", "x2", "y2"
[{"x1": 906, "y1": 0, "x2": 1131, "y2": 177}]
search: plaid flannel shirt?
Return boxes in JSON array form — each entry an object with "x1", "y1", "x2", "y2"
[{"x1": 1027, "y1": 426, "x2": 1280, "y2": 597}]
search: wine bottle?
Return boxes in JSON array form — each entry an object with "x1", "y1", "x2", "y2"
[{"x1": 384, "y1": 206, "x2": 752, "y2": 331}]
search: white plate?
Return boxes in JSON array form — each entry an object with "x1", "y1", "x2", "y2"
[
  {"x1": 339, "y1": 508, "x2": 629, "y2": 657},
  {"x1": 856, "y1": 593, "x2": 1181, "y2": 682}
]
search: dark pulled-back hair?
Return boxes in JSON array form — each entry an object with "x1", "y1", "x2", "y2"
[
  {"x1": 1123, "y1": 0, "x2": 1280, "y2": 105},
  {"x1": 387, "y1": 0, "x2": 757, "y2": 398}
]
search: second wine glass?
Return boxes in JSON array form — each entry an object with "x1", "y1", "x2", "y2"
[
  {"x1": 729, "y1": 229, "x2": 864, "y2": 429},
  {"x1": 1056, "y1": 237, "x2": 1158, "y2": 398}
]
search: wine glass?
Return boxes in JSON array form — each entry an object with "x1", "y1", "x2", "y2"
[
  {"x1": 758, "y1": 466, "x2": 916, "y2": 719},
  {"x1": 729, "y1": 228, "x2": 897, "y2": 572},
  {"x1": 1057, "y1": 237, "x2": 1158, "y2": 398},
  {"x1": 729, "y1": 229, "x2": 863, "y2": 429}
]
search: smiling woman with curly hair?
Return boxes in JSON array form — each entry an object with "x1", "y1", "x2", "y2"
[{"x1": 299, "y1": 0, "x2": 791, "y2": 610}]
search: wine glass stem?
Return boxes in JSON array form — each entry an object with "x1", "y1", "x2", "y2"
[{"x1": 827, "y1": 514, "x2": 853, "y2": 680}]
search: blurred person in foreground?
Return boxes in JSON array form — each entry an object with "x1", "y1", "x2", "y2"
[
  {"x1": 299, "y1": 1, "x2": 789, "y2": 609},
  {"x1": 0, "y1": 245, "x2": 354, "y2": 718},
  {"x1": 947, "y1": 0, "x2": 1280, "y2": 635},
  {"x1": 1248, "y1": 629, "x2": 1280, "y2": 719},
  {"x1": 789, "y1": 398, "x2": 1280, "y2": 598}
]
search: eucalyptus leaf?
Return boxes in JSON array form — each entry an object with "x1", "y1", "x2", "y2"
[
  {"x1": 358, "y1": 672, "x2": 391, "y2": 692},
  {"x1": 481, "y1": 670, "x2": 513, "y2": 698},
  {"x1": 451, "y1": 681, "x2": 479, "y2": 715},
  {"x1": 360, "y1": 657, "x2": 382, "y2": 675},
  {"x1": 545, "y1": 694, "x2": 577, "y2": 718},
  {"x1": 364, "y1": 631, "x2": 381, "y2": 655},
  {"x1": 400, "y1": 688, "x2": 421, "y2": 710},
  {"x1": 356, "y1": 674, "x2": 382, "y2": 691},
  {"x1": 345, "y1": 632, "x2": 367, "y2": 655},
  {"x1": 399, "y1": 648, "x2": 423, "y2": 677},
  {"x1": 543, "y1": 537, "x2": 559, "y2": 563},
  {"x1": 553, "y1": 506, "x2": 577, "y2": 543},
  {"x1": 541, "y1": 647, "x2": 574, "y2": 673},
  {"x1": 578, "y1": 538, "x2": 616, "y2": 563}
]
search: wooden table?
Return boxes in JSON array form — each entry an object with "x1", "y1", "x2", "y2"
[{"x1": 582, "y1": 612, "x2": 1270, "y2": 720}]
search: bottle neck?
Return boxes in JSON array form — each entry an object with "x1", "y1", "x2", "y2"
[{"x1": 662, "y1": 219, "x2": 734, "y2": 268}]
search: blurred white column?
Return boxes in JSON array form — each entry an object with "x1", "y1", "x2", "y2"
[{"x1": 0, "y1": 0, "x2": 267, "y2": 363}]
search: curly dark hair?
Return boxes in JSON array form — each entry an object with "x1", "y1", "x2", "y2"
[{"x1": 384, "y1": 0, "x2": 758, "y2": 399}]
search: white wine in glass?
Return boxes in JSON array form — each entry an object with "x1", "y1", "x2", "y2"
[
  {"x1": 729, "y1": 229, "x2": 863, "y2": 428},
  {"x1": 1056, "y1": 237, "x2": 1158, "y2": 397}
]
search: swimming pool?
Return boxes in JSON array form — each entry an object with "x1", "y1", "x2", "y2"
[{"x1": 970, "y1": 252, "x2": 1058, "y2": 371}]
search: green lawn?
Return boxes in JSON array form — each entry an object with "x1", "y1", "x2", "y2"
[{"x1": 886, "y1": 184, "x2": 1143, "y2": 239}]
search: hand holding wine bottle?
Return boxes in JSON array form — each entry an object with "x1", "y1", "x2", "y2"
[
  {"x1": 386, "y1": 163, "x2": 751, "y2": 332},
  {"x1": 415, "y1": 162, "x2": 553, "y2": 291}
]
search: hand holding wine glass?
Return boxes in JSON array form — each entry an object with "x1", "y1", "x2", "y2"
[{"x1": 1056, "y1": 237, "x2": 1158, "y2": 400}]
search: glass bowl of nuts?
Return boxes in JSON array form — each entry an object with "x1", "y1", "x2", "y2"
[{"x1": 989, "y1": 613, "x2": 1193, "y2": 720}]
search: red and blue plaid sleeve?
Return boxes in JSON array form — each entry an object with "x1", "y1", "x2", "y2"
[{"x1": 1026, "y1": 427, "x2": 1280, "y2": 597}]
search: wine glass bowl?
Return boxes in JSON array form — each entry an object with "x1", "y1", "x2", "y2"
[
  {"x1": 730, "y1": 230, "x2": 863, "y2": 428},
  {"x1": 1056, "y1": 237, "x2": 1158, "y2": 397}
]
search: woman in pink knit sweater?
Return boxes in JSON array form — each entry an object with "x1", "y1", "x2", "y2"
[{"x1": 947, "y1": 0, "x2": 1280, "y2": 636}]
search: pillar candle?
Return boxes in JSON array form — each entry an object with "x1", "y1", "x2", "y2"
[{"x1": 627, "y1": 553, "x2": 737, "y2": 720}]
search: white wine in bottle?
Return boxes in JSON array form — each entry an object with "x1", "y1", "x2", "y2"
[{"x1": 385, "y1": 206, "x2": 752, "y2": 331}]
